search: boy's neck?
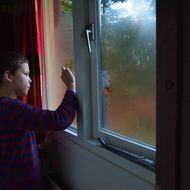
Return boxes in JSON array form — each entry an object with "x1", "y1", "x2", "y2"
[{"x1": 0, "y1": 86, "x2": 17, "y2": 99}]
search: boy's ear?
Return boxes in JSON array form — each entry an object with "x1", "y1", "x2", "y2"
[{"x1": 4, "y1": 71, "x2": 13, "y2": 82}]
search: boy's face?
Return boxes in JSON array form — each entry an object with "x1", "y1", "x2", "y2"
[{"x1": 11, "y1": 63, "x2": 32, "y2": 97}]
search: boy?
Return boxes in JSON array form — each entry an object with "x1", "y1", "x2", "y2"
[{"x1": 0, "y1": 52, "x2": 78, "y2": 189}]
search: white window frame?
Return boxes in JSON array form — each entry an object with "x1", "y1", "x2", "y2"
[
  {"x1": 42, "y1": 0, "x2": 156, "y2": 162},
  {"x1": 42, "y1": 0, "x2": 183, "y2": 188},
  {"x1": 89, "y1": 0, "x2": 155, "y2": 161},
  {"x1": 72, "y1": 0, "x2": 156, "y2": 162}
]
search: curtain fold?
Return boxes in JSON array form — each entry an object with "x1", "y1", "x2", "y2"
[
  {"x1": 0, "y1": 0, "x2": 49, "y2": 149},
  {"x1": 14, "y1": 0, "x2": 42, "y2": 107},
  {"x1": 14, "y1": 0, "x2": 50, "y2": 147},
  {"x1": 35, "y1": 0, "x2": 47, "y2": 108}
]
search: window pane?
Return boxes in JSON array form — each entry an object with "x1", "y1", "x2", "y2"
[
  {"x1": 100, "y1": 0, "x2": 156, "y2": 146},
  {"x1": 44, "y1": 0, "x2": 76, "y2": 128}
]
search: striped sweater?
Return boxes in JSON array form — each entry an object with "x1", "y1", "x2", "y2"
[{"x1": 0, "y1": 90, "x2": 78, "y2": 190}]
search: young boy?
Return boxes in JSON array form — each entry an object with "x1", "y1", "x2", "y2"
[{"x1": 0, "y1": 52, "x2": 78, "y2": 189}]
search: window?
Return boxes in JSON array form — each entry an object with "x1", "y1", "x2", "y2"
[
  {"x1": 101, "y1": 0, "x2": 156, "y2": 146},
  {"x1": 43, "y1": 0, "x2": 74, "y2": 109},
  {"x1": 84, "y1": 0, "x2": 156, "y2": 161},
  {"x1": 42, "y1": 0, "x2": 184, "y2": 187},
  {"x1": 43, "y1": 0, "x2": 156, "y2": 164},
  {"x1": 43, "y1": 0, "x2": 77, "y2": 128}
]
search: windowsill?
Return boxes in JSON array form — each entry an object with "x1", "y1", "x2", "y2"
[{"x1": 54, "y1": 128, "x2": 155, "y2": 185}]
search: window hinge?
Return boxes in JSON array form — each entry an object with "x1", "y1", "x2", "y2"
[{"x1": 98, "y1": 138, "x2": 156, "y2": 171}]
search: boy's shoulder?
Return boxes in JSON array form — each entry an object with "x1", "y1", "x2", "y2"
[
  {"x1": 0, "y1": 97, "x2": 22, "y2": 106},
  {"x1": 0, "y1": 96, "x2": 19, "y2": 102}
]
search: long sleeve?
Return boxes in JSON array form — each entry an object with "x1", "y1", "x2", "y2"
[
  {"x1": 1, "y1": 90, "x2": 78, "y2": 132},
  {"x1": 0, "y1": 90, "x2": 78, "y2": 190}
]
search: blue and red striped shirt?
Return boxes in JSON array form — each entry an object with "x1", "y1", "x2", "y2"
[{"x1": 0, "y1": 90, "x2": 78, "y2": 190}]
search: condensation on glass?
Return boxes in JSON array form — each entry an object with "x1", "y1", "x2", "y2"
[
  {"x1": 100, "y1": 0, "x2": 156, "y2": 146},
  {"x1": 44, "y1": 0, "x2": 76, "y2": 127},
  {"x1": 54, "y1": 0, "x2": 74, "y2": 71}
]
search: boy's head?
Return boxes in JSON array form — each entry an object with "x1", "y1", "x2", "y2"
[
  {"x1": 0, "y1": 51, "x2": 29, "y2": 82},
  {"x1": 0, "y1": 51, "x2": 32, "y2": 98}
]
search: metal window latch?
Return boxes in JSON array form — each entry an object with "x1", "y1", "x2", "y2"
[
  {"x1": 98, "y1": 137, "x2": 156, "y2": 171},
  {"x1": 85, "y1": 24, "x2": 95, "y2": 53}
]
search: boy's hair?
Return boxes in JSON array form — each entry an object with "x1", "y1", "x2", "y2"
[{"x1": 0, "y1": 51, "x2": 29, "y2": 82}]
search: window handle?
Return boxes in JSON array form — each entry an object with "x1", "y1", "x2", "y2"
[
  {"x1": 86, "y1": 29, "x2": 92, "y2": 53},
  {"x1": 85, "y1": 24, "x2": 95, "y2": 53}
]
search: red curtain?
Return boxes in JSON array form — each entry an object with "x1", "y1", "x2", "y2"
[
  {"x1": 0, "y1": 0, "x2": 48, "y2": 148},
  {"x1": 0, "y1": 1, "x2": 14, "y2": 51},
  {"x1": 14, "y1": 0, "x2": 42, "y2": 107},
  {"x1": 14, "y1": 0, "x2": 50, "y2": 147},
  {"x1": 35, "y1": 0, "x2": 47, "y2": 108}
]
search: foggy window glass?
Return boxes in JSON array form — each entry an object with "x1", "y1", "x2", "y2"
[
  {"x1": 100, "y1": 0, "x2": 156, "y2": 146},
  {"x1": 54, "y1": 0, "x2": 74, "y2": 70},
  {"x1": 57, "y1": 0, "x2": 76, "y2": 128},
  {"x1": 45, "y1": 0, "x2": 76, "y2": 128}
]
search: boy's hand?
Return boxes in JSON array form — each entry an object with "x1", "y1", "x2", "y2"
[{"x1": 61, "y1": 67, "x2": 76, "y2": 92}]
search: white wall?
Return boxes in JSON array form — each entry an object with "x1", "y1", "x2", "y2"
[{"x1": 46, "y1": 131, "x2": 155, "y2": 190}]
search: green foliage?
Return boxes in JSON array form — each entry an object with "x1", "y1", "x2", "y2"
[
  {"x1": 102, "y1": 0, "x2": 156, "y2": 93},
  {"x1": 101, "y1": 0, "x2": 127, "y2": 14},
  {"x1": 61, "y1": 0, "x2": 72, "y2": 12}
]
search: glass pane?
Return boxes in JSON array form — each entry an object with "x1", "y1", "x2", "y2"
[
  {"x1": 55, "y1": 0, "x2": 74, "y2": 71},
  {"x1": 100, "y1": 0, "x2": 156, "y2": 146},
  {"x1": 45, "y1": 0, "x2": 76, "y2": 128}
]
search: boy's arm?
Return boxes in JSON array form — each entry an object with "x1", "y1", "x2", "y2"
[
  {"x1": 9, "y1": 68, "x2": 78, "y2": 132},
  {"x1": 10, "y1": 90, "x2": 78, "y2": 132}
]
